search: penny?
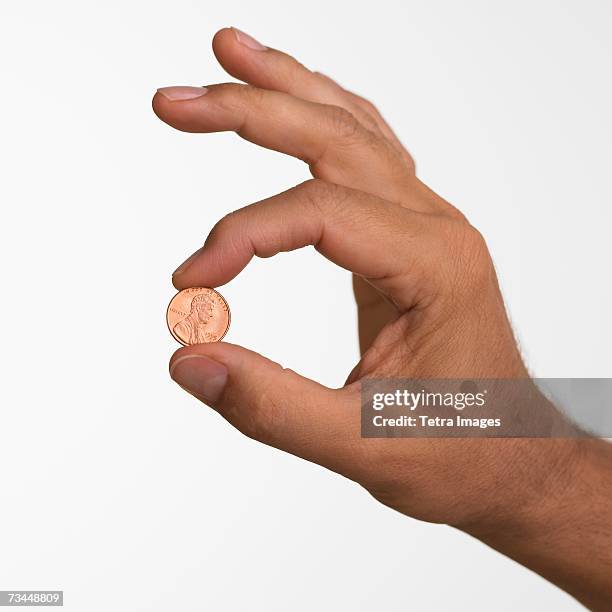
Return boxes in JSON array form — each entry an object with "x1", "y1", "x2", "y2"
[{"x1": 166, "y1": 287, "x2": 231, "y2": 346}]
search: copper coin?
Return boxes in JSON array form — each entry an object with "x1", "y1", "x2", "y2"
[{"x1": 166, "y1": 287, "x2": 231, "y2": 346}]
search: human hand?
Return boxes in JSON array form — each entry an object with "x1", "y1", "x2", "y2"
[{"x1": 153, "y1": 28, "x2": 612, "y2": 609}]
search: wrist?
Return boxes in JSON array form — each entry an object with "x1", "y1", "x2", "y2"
[
  {"x1": 463, "y1": 438, "x2": 612, "y2": 610},
  {"x1": 461, "y1": 438, "x2": 581, "y2": 537}
]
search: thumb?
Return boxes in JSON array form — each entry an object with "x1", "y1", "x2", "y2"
[{"x1": 169, "y1": 342, "x2": 359, "y2": 473}]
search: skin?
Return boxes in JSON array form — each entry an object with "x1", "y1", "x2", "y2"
[{"x1": 153, "y1": 27, "x2": 612, "y2": 610}]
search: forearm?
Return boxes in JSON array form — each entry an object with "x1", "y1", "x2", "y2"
[{"x1": 467, "y1": 439, "x2": 612, "y2": 610}]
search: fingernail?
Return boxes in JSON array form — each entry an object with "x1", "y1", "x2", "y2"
[
  {"x1": 173, "y1": 247, "x2": 203, "y2": 277},
  {"x1": 232, "y1": 27, "x2": 267, "y2": 51},
  {"x1": 170, "y1": 355, "x2": 228, "y2": 403},
  {"x1": 157, "y1": 86, "x2": 208, "y2": 101}
]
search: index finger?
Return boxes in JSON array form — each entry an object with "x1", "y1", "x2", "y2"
[{"x1": 172, "y1": 180, "x2": 444, "y2": 312}]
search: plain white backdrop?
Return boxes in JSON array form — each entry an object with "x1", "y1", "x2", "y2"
[{"x1": 0, "y1": 1, "x2": 610, "y2": 610}]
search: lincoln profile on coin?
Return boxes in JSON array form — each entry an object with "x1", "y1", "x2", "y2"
[{"x1": 173, "y1": 293, "x2": 215, "y2": 344}]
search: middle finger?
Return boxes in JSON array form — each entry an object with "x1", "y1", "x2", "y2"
[{"x1": 153, "y1": 82, "x2": 414, "y2": 206}]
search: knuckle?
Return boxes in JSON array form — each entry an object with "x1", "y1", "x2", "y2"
[
  {"x1": 446, "y1": 207, "x2": 469, "y2": 223},
  {"x1": 285, "y1": 57, "x2": 309, "y2": 91},
  {"x1": 241, "y1": 83, "x2": 266, "y2": 105},
  {"x1": 462, "y1": 225, "x2": 491, "y2": 266},
  {"x1": 237, "y1": 376, "x2": 290, "y2": 444},
  {"x1": 355, "y1": 94, "x2": 380, "y2": 117},
  {"x1": 213, "y1": 209, "x2": 241, "y2": 235},
  {"x1": 324, "y1": 104, "x2": 362, "y2": 140},
  {"x1": 220, "y1": 84, "x2": 267, "y2": 120},
  {"x1": 206, "y1": 208, "x2": 249, "y2": 254},
  {"x1": 415, "y1": 218, "x2": 495, "y2": 299},
  {"x1": 328, "y1": 104, "x2": 390, "y2": 157},
  {"x1": 447, "y1": 223, "x2": 494, "y2": 285},
  {"x1": 214, "y1": 82, "x2": 255, "y2": 104},
  {"x1": 296, "y1": 179, "x2": 348, "y2": 215}
]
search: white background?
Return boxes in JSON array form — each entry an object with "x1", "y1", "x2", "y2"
[{"x1": 1, "y1": 1, "x2": 610, "y2": 610}]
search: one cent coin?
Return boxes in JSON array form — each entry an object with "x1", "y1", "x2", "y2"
[{"x1": 166, "y1": 287, "x2": 231, "y2": 346}]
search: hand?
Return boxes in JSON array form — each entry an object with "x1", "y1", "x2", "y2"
[{"x1": 153, "y1": 28, "x2": 612, "y2": 610}]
